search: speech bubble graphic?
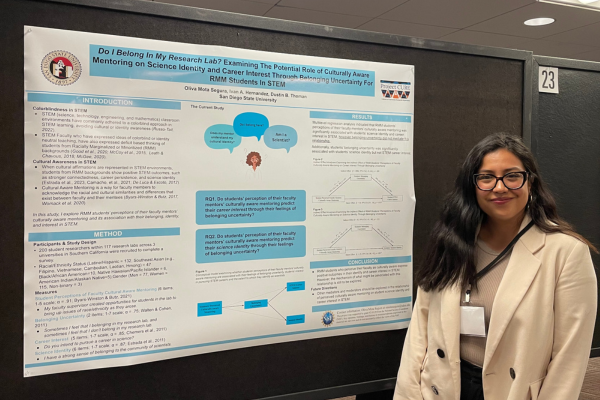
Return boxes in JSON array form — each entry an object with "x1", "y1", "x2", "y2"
[
  {"x1": 233, "y1": 112, "x2": 269, "y2": 141},
  {"x1": 204, "y1": 124, "x2": 241, "y2": 153},
  {"x1": 264, "y1": 125, "x2": 298, "y2": 153}
]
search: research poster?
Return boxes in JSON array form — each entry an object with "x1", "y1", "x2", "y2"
[{"x1": 24, "y1": 26, "x2": 415, "y2": 376}]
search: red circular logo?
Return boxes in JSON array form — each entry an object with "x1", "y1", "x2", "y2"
[{"x1": 41, "y1": 50, "x2": 81, "y2": 86}]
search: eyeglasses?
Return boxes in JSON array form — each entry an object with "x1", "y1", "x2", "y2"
[{"x1": 473, "y1": 171, "x2": 528, "y2": 191}]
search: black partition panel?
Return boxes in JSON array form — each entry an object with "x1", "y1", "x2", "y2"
[
  {"x1": 532, "y1": 56, "x2": 600, "y2": 353},
  {"x1": 0, "y1": 0, "x2": 527, "y2": 398}
]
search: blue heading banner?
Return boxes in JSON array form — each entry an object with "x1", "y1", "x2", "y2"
[
  {"x1": 310, "y1": 256, "x2": 411, "y2": 269},
  {"x1": 310, "y1": 111, "x2": 411, "y2": 122},
  {"x1": 89, "y1": 45, "x2": 375, "y2": 97},
  {"x1": 28, "y1": 228, "x2": 180, "y2": 242},
  {"x1": 27, "y1": 93, "x2": 180, "y2": 110}
]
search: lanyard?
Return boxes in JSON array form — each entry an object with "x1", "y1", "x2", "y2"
[{"x1": 464, "y1": 220, "x2": 535, "y2": 303}]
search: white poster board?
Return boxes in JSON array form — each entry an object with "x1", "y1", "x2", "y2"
[{"x1": 24, "y1": 26, "x2": 415, "y2": 376}]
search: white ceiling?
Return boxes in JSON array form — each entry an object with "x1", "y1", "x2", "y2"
[{"x1": 152, "y1": 0, "x2": 600, "y2": 62}]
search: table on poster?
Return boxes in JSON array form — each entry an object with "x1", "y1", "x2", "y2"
[{"x1": 24, "y1": 26, "x2": 415, "y2": 377}]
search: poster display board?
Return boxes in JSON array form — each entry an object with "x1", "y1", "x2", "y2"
[{"x1": 24, "y1": 26, "x2": 415, "y2": 377}]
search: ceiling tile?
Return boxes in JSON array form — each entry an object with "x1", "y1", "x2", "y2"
[
  {"x1": 378, "y1": 0, "x2": 535, "y2": 29},
  {"x1": 543, "y1": 21, "x2": 600, "y2": 46},
  {"x1": 155, "y1": 0, "x2": 273, "y2": 16},
  {"x1": 519, "y1": 38, "x2": 597, "y2": 58},
  {"x1": 437, "y1": 30, "x2": 597, "y2": 58},
  {"x1": 239, "y1": 0, "x2": 279, "y2": 4},
  {"x1": 275, "y1": 0, "x2": 408, "y2": 18},
  {"x1": 570, "y1": 48, "x2": 600, "y2": 62},
  {"x1": 439, "y1": 30, "x2": 531, "y2": 49},
  {"x1": 358, "y1": 18, "x2": 458, "y2": 38},
  {"x1": 264, "y1": 6, "x2": 371, "y2": 28},
  {"x1": 467, "y1": 2, "x2": 600, "y2": 39}
]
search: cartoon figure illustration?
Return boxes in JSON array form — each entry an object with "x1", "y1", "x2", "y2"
[{"x1": 245, "y1": 151, "x2": 262, "y2": 180}]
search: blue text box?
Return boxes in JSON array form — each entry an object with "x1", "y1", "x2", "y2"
[
  {"x1": 310, "y1": 111, "x2": 411, "y2": 122},
  {"x1": 196, "y1": 225, "x2": 306, "y2": 263},
  {"x1": 244, "y1": 299, "x2": 268, "y2": 309},
  {"x1": 197, "y1": 190, "x2": 306, "y2": 225},
  {"x1": 27, "y1": 93, "x2": 180, "y2": 110},
  {"x1": 28, "y1": 228, "x2": 180, "y2": 242},
  {"x1": 286, "y1": 315, "x2": 305, "y2": 325},
  {"x1": 89, "y1": 45, "x2": 375, "y2": 97},
  {"x1": 287, "y1": 281, "x2": 305, "y2": 291},
  {"x1": 198, "y1": 301, "x2": 222, "y2": 316},
  {"x1": 312, "y1": 297, "x2": 411, "y2": 312},
  {"x1": 310, "y1": 256, "x2": 411, "y2": 269}
]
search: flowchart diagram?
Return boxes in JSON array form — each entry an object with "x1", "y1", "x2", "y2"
[
  {"x1": 312, "y1": 174, "x2": 403, "y2": 204},
  {"x1": 313, "y1": 224, "x2": 403, "y2": 256},
  {"x1": 197, "y1": 281, "x2": 306, "y2": 325}
]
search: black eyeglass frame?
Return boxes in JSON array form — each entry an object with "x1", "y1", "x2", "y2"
[{"x1": 473, "y1": 171, "x2": 529, "y2": 191}]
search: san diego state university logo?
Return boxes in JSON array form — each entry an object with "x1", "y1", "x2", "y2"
[
  {"x1": 41, "y1": 50, "x2": 81, "y2": 86},
  {"x1": 322, "y1": 311, "x2": 334, "y2": 327}
]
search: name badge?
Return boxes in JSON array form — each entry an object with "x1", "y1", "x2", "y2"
[{"x1": 460, "y1": 306, "x2": 486, "y2": 337}]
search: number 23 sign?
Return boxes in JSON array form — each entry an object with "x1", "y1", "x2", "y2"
[{"x1": 539, "y1": 67, "x2": 559, "y2": 94}]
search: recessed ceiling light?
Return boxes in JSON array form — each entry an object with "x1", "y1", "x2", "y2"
[{"x1": 524, "y1": 17, "x2": 555, "y2": 26}]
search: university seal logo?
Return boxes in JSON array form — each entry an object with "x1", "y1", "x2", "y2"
[
  {"x1": 321, "y1": 311, "x2": 334, "y2": 327},
  {"x1": 41, "y1": 50, "x2": 81, "y2": 86}
]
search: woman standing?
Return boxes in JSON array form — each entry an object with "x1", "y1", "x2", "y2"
[{"x1": 394, "y1": 133, "x2": 597, "y2": 400}]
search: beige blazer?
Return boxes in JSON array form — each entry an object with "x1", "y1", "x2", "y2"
[{"x1": 394, "y1": 224, "x2": 597, "y2": 400}]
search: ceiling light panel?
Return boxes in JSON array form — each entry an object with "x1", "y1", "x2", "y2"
[
  {"x1": 538, "y1": 0, "x2": 600, "y2": 11},
  {"x1": 524, "y1": 17, "x2": 555, "y2": 25}
]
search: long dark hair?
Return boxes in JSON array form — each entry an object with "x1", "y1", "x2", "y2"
[{"x1": 416, "y1": 133, "x2": 597, "y2": 292}]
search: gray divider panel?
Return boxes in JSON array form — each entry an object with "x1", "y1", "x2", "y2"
[{"x1": 533, "y1": 56, "x2": 600, "y2": 352}]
